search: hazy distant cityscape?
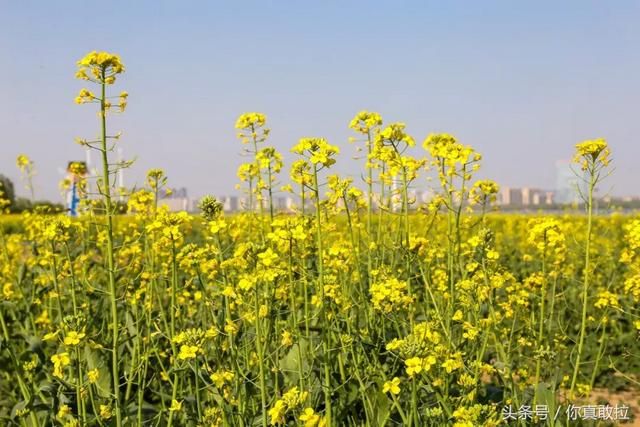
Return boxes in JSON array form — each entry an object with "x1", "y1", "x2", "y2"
[
  {"x1": 5, "y1": 152, "x2": 632, "y2": 215},
  {"x1": 155, "y1": 159, "x2": 640, "y2": 214}
]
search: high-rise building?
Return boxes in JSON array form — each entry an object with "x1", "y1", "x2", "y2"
[
  {"x1": 498, "y1": 187, "x2": 525, "y2": 206},
  {"x1": 285, "y1": 196, "x2": 295, "y2": 212},
  {"x1": 521, "y1": 187, "x2": 549, "y2": 206},
  {"x1": 160, "y1": 187, "x2": 190, "y2": 211},
  {"x1": 275, "y1": 197, "x2": 288, "y2": 212},
  {"x1": 219, "y1": 196, "x2": 239, "y2": 212},
  {"x1": 555, "y1": 160, "x2": 587, "y2": 204},
  {"x1": 497, "y1": 187, "x2": 553, "y2": 207}
]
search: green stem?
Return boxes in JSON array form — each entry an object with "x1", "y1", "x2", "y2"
[
  {"x1": 589, "y1": 320, "x2": 608, "y2": 390},
  {"x1": 366, "y1": 130, "x2": 373, "y2": 283},
  {"x1": 75, "y1": 347, "x2": 87, "y2": 425},
  {"x1": 533, "y1": 249, "x2": 546, "y2": 407},
  {"x1": 255, "y1": 286, "x2": 268, "y2": 427},
  {"x1": 167, "y1": 374, "x2": 179, "y2": 427},
  {"x1": 99, "y1": 75, "x2": 122, "y2": 427},
  {"x1": 267, "y1": 164, "x2": 274, "y2": 225},
  {"x1": 0, "y1": 313, "x2": 40, "y2": 427},
  {"x1": 570, "y1": 171, "x2": 595, "y2": 397},
  {"x1": 313, "y1": 165, "x2": 332, "y2": 425},
  {"x1": 170, "y1": 239, "x2": 177, "y2": 340}
]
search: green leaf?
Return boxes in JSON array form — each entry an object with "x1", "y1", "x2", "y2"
[
  {"x1": 279, "y1": 338, "x2": 311, "y2": 385},
  {"x1": 84, "y1": 345, "x2": 112, "y2": 398},
  {"x1": 534, "y1": 383, "x2": 561, "y2": 426},
  {"x1": 10, "y1": 399, "x2": 30, "y2": 420},
  {"x1": 374, "y1": 390, "x2": 391, "y2": 427}
]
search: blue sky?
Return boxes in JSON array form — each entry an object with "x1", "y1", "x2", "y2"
[{"x1": 1, "y1": 0, "x2": 639, "y2": 201}]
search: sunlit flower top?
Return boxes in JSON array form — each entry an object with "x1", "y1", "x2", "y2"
[
  {"x1": 573, "y1": 138, "x2": 610, "y2": 170},
  {"x1": 16, "y1": 154, "x2": 31, "y2": 170},
  {"x1": 68, "y1": 161, "x2": 87, "y2": 176},
  {"x1": 235, "y1": 112, "x2": 270, "y2": 144},
  {"x1": 349, "y1": 110, "x2": 383, "y2": 134},
  {"x1": 470, "y1": 180, "x2": 499, "y2": 204},
  {"x1": 377, "y1": 123, "x2": 415, "y2": 147},
  {"x1": 76, "y1": 51, "x2": 125, "y2": 84},
  {"x1": 292, "y1": 137, "x2": 340, "y2": 167},
  {"x1": 423, "y1": 133, "x2": 479, "y2": 165},
  {"x1": 235, "y1": 112, "x2": 267, "y2": 129},
  {"x1": 290, "y1": 159, "x2": 313, "y2": 185},
  {"x1": 256, "y1": 147, "x2": 284, "y2": 173}
]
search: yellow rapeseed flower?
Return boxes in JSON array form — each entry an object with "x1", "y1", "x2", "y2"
[
  {"x1": 235, "y1": 112, "x2": 267, "y2": 130},
  {"x1": 16, "y1": 154, "x2": 31, "y2": 169},
  {"x1": 87, "y1": 368, "x2": 100, "y2": 384},
  {"x1": 369, "y1": 277, "x2": 414, "y2": 313},
  {"x1": 57, "y1": 404, "x2": 71, "y2": 419},
  {"x1": 405, "y1": 357, "x2": 421, "y2": 377},
  {"x1": 573, "y1": 138, "x2": 611, "y2": 170},
  {"x1": 76, "y1": 51, "x2": 125, "y2": 84},
  {"x1": 281, "y1": 330, "x2": 293, "y2": 347},
  {"x1": 99, "y1": 404, "x2": 112, "y2": 420},
  {"x1": 349, "y1": 110, "x2": 383, "y2": 134},
  {"x1": 257, "y1": 248, "x2": 279, "y2": 267},
  {"x1": 43, "y1": 331, "x2": 59, "y2": 341},
  {"x1": 405, "y1": 355, "x2": 436, "y2": 377},
  {"x1": 64, "y1": 330, "x2": 86, "y2": 346},
  {"x1": 177, "y1": 344, "x2": 199, "y2": 360},
  {"x1": 382, "y1": 377, "x2": 401, "y2": 395},
  {"x1": 299, "y1": 407, "x2": 325, "y2": 427},
  {"x1": 51, "y1": 352, "x2": 71, "y2": 378},
  {"x1": 169, "y1": 399, "x2": 182, "y2": 412},
  {"x1": 292, "y1": 137, "x2": 339, "y2": 168},
  {"x1": 210, "y1": 370, "x2": 234, "y2": 388},
  {"x1": 268, "y1": 400, "x2": 286, "y2": 425}
]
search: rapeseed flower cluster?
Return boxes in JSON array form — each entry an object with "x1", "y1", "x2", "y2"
[
  {"x1": 369, "y1": 276, "x2": 414, "y2": 313},
  {"x1": 76, "y1": 51, "x2": 125, "y2": 84},
  {"x1": 292, "y1": 137, "x2": 340, "y2": 167}
]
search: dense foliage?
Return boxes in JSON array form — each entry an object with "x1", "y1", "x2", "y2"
[{"x1": 0, "y1": 51, "x2": 638, "y2": 427}]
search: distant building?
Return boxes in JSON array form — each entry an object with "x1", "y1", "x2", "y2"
[
  {"x1": 541, "y1": 191, "x2": 555, "y2": 205},
  {"x1": 218, "y1": 196, "x2": 239, "y2": 213},
  {"x1": 498, "y1": 187, "x2": 553, "y2": 207},
  {"x1": 274, "y1": 197, "x2": 287, "y2": 212},
  {"x1": 203, "y1": 195, "x2": 297, "y2": 213},
  {"x1": 285, "y1": 196, "x2": 296, "y2": 212},
  {"x1": 499, "y1": 187, "x2": 524, "y2": 206},
  {"x1": 521, "y1": 187, "x2": 552, "y2": 206},
  {"x1": 160, "y1": 187, "x2": 190, "y2": 212},
  {"x1": 509, "y1": 188, "x2": 523, "y2": 206},
  {"x1": 410, "y1": 189, "x2": 435, "y2": 207},
  {"x1": 555, "y1": 160, "x2": 587, "y2": 204}
]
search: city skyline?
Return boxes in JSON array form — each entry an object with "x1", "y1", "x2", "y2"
[
  {"x1": 3, "y1": 151, "x2": 633, "y2": 206},
  {"x1": 158, "y1": 177, "x2": 634, "y2": 214}
]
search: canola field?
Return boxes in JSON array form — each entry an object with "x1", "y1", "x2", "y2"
[{"x1": 0, "y1": 52, "x2": 639, "y2": 427}]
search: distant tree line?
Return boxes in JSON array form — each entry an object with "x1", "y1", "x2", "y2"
[{"x1": 0, "y1": 174, "x2": 64, "y2": 213}]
